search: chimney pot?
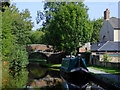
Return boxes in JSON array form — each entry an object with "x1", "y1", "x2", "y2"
[{"x1": 104, "y1": 8, "x2": 110, "y2": 20}]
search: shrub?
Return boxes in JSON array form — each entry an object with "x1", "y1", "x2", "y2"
[
  {"x1": 8, "y1": 45, "x2": 29, "y2": 69},
  {"x1": 104, "y1": 52, "x2": 111, "y2": 62}
]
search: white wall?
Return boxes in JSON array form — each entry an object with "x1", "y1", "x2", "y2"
[{"x1": 114, "y1": 30, "x2": 120, "y2": 41}]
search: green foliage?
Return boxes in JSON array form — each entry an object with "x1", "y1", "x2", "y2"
[
  {"x1": 2, "y1": 5, "x2": 33, "y2": 68},
  {"x1": 29, "y1": 28, "x2": 45, "y2": 44},
  {"x1": 0, "y1": 1, "x2": 10, "y2": 12},
  {"x1": 91, "y1": 18, "x2": 104, "y2": 44},
  {"x1": 111, "y1": 17, "x2": 117, "y2": 19},
  {"x1": 37, "y1": 2, "x2": 93, "y2": 54},
  {"x1": 31, "y1": 48, "x2": 36, "y2": 51},
  {"x1": 0, "y1": 11, "x2": 2, "y2": 61},
  {"x1": 104, "y1": 52, "x2": 111, "y2": 62},
  {"x1": 2, "y1": 67, "x2": 28, "y2": 88},
  {"x1": 104, "y1": 53, "x2": 108, "y2": 61},
  {"x1": 8, "y1": 45, "x2": 29, "y2": 69}
]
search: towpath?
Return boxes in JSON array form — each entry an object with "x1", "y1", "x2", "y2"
[{"x1": 88, "y1": 67, "x2": 120, "y2": 84}]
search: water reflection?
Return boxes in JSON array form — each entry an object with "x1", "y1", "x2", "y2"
[
  {"x1": 27, "y1": 63, "x2": 63, "y2": 89},
  {"x1": 28, "y1": 63, "x2": 48, "y2": 79},
  {"x1": 2, "y1": 66, "x2": 28, "y2": 88},
  {"x1": 2, "y1": 62, "x2": 64, "y2": 89},
  {"x1": 2, "y1": 62, "x2": 105, "y2": 89}
]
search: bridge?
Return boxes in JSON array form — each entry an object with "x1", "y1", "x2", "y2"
[
  {"x1": 26, "y1": 44, "x2": 54, "y2": 59},
  {"x1": 28, "y1": 51, "x2": 54, "y2": 57},
  {"x1": 26, "y1": 44, "x2": 64, "y2": 64}
]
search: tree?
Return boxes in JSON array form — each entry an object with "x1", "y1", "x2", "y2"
[
  {"x1": 29, "y1": 28, "x2": 45, "y2": 44},
  {"x1": 91, "y1": 18, "x2": 104, "y2": 44},
  {"x1": 0, "y1": 1, "x2": 10, "y2": 12},
  {"x1": 37, "y1": 2, "x2": 93, "y2": 54},
  {"x1": 2, "y1": 5, "x2": 33, "y2": 68},
  {"x1": 10, "y1": 6, "x2": 33, "y2": 45}
]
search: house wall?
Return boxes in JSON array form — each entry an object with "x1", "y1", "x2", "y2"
[
  {"x1": 99, "y1": 20, "x2": 114, "y2": 42},
  {"x1": 114, "y1": 30, "x2": 120, "y2": 41},
  {"x1": 79, "y1": 47, "x2": 90, "y2": 52},
  {"x1": 79, "y1": 42, "x2": 91, "y2": 52}
]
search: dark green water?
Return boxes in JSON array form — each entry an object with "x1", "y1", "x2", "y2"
[
  {"x1": 2, "y1": 62, "x2": 65, "y2": 89},
  {"x1": 2, "y1": 62, "x2": 105, "y2": 89}
]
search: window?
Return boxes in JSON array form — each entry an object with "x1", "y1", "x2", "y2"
[{"x1": 102, "y1": 35, "x2": 106, "y2": 41}]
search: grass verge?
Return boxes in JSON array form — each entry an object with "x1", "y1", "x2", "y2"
[
  {"x1": 29, "y1": 59, "x2": 47, "y2": 62},
  {"x1": 41, "y1": 63, "x2": 61, "y2": 68},
  {"x1": 88, "y1": 65, "x2": 120, "y2": 75},
  {"x1": 48, "y1": 68, "x2": 60, "y2": 71}
]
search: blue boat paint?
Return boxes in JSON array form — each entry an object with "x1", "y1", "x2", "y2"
[{"x1": 61, "y1": 57, "x2": 88, "y2": 73}]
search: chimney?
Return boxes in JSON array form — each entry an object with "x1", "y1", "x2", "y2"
[{"x1": 104, "y1": 8, "x2": 110, "y2": 20}]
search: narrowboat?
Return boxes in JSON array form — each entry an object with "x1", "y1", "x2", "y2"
[{"x1": 60, "y1": 54, "x2": 89, "y2": 87}]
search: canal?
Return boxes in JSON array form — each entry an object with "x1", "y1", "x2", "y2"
[{"x1": 2, "y1": 60, "x2": 105, "y2": 89}]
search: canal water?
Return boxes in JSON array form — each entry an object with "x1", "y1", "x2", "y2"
[{"x1": 2, "y1": 61, "x2": 105, "y2": 89}]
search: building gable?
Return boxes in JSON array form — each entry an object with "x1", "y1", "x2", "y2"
[
  {"x1": 99, "y1": 20, "x2": 114, "y2": 42},
  {"x1": 99, "y1": 9, "x2": 120, "y2": 42}
]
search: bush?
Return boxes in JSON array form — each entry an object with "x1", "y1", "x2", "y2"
[
  {"x1": 8, "y1": 45, "x2": 29, "y2": 69},
  {"x1": 104, "y1": 52, "x2": 111, "y2": 62},
  {"x1": 31, "y1": 48, "x2": 35, "y2": 51},
  {"x1": 104, "y1": 53, "x2": 108, "y2": 61}
]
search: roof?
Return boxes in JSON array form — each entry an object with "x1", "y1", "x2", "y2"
[
  {"x1": 109, "y1": 18, "x2": 120, "y2": 29},
  {"x1": 91, "y1": 41, "x2": 120, "y2": 52}
]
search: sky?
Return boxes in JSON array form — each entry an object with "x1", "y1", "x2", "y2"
[{"x1": 11, "y1": 0, "x2": 119, "y2": 30}]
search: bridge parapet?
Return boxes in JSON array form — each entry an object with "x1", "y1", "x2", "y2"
[
  {"x1": 29, "y1": 51, "x2": 54, "y2": 57},
  {"x1": 26, "y1": 44, "x2": 54, "y2": 52}
]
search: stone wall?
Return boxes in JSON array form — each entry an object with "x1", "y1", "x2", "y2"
[
  {"x1": 90, "y1": 54, "x2": 120, "y2": 69},
  {"x1": 26, "y1": 44, "x2": 53, "y2": 52},
  {"x1": 47, "y1": 53, "x2": 66, "y2": 64}
]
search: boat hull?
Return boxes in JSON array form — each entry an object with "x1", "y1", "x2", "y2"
[{"x1": 60, "y1": 69, "x2": 89, "y2": 87}]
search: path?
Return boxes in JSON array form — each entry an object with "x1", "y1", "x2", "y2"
[{"x1": 88, "y1": 67, "x2": 120, "y2": 84}]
